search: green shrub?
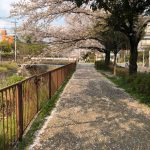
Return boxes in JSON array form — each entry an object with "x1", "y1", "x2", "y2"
[
  {"x1": 0, "y1": 62, "x2": 17, "y2": 73},
  {"x1": 0, "y1": 41, "x2": 12, "y2": 53},
  {"x1": 115, "y1": 66, "x2": 128, "y2": 76},
  {"x1": 121, "y1": 73, "x2": 150, "y2": 104},
  {"x1": 121, "y1": 73, "x2": 150, "y2": 97},
  {"x1": 17, "y1": 42, "x2": 47, "y2": 56},
  {"x1": 95, "y1": 60, "x2": 128, "y2": 76},
  {"x1": 0, "y1": 66, "x2": 8, "y2": 72},
  {"x1": 83, "y1": 52, "x2": 96, "y2": 63},
  {"x1": 95, "y1": 60, "x2": 111, "y2": 71},
  {"x1": 1, "y1": 52, "x2": 14, "y2": 58},
  {"x1": 6, "y1": 75, "x2": 24, "y2": 85},
  {"x1": 0, "y1": 62, "x2": 17, "y2": 70}
]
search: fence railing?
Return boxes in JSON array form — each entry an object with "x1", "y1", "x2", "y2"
[{"x1": 0, "y1": 62, "x2": 76, "y2": 150}]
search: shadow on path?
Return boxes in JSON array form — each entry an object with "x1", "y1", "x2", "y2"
[{"x1": 29, "y1": 63, "x2": 150, "y2": 150}]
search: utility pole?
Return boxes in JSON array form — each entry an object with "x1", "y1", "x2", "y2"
[
  {"x1": 11, "y1": 19, "x2": 17, "y2": 62},
  {"x1": 15, "y1": 20, "x2": 17, "y2": 62},
  {"x1": 14, "y1": 20, "x2": 17, "y2": 62}
]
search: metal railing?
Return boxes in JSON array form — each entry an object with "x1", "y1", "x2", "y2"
[{"x1": 0, "y1": 62, "x2": 76, "y2": 149}]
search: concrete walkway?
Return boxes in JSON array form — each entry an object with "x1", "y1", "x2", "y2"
[{"x1": 29, "y1": 63, "x2": 150, "y2": 150}]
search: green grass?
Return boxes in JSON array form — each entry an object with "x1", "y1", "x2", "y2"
[
  {"x1": 95, "y1": 60, "x2": 111, "y2": 71},
  {"x1": 0, "y1": 66, "x2": 8, "y2": 72},
  {"x1": 107, "y1": 75, "x2": 150, "y2": 107},
  {"x1": 0, "y1": 62, "x2": 19, "y2": 89},
  {"x1": 0, "y1": 62, "x2": 17, "y2": 71},
  {"x1": 95, "y1": 60, "x2": 129, "y2": 76},
  {"x1": 95, "y1": 60, "x2": 150, "y2": 107},
  {"x1": 0, "y1": 114, "x2": 17, "y2": 150},
  {"x1": 0, "y1": 75, "x2": 25, "y2": 89},
  {"x1": 6, "y1": 75, "x2": 24, "y2": 86},
  {"x1": 15, "y1": 73, "x2": 73, "y2": 150}
]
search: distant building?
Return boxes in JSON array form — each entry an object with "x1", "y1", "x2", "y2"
[
  {"x1": 0, "y1": 29, "x2": 14, "y2": 44},
  {"x1": 139, "y1": 22, "x2": 150, "y2": 49}
]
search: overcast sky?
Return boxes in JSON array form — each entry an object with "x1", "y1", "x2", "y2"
[
  {"x1": 0, "y1": 0, "x2": 18, "y2": 29},
  {"x1": 0, "y1": 0, "x2": 65, "y2": 32},
  {"x1": 0, "y1": 0, "x2": 18, "y2": 17}
]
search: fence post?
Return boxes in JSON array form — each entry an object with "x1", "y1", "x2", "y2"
[
  {"x1": 35, "y1": 76, "x2": 39, "y2": 112},
  {"x1": 57, "y1": 70, "x2": 59, "y2": 90},
  {"x1": 60, "y1": 68, "x2": 63, "y2": 85},
  {"x1": 16, "y1": 82, "x2": 23, "y2": 141},
  {"x1": 49, "y1": 72, "x2": 51, "y2": 99}
]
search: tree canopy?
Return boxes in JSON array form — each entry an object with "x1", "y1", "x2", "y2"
[
  {"x1": 70, "y1": 0, "x2": 150, "y2": 74},
  {"x1": 11, "y1": 0, "x2": 150, "y2": 74}
]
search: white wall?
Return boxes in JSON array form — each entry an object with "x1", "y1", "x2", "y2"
[{"x1": 139, "y1": 23, "x2": 150, "y2": 49}]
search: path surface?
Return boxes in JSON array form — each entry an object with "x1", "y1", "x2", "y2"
[{"x1": 29, "y1": 63, "x2": 150, "y2": 150}]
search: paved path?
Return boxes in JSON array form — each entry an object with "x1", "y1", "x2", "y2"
[{"x1": 29, "y1": 63, "x2": 150, "y2": 150}]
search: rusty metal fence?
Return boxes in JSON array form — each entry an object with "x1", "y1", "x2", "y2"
[{"x1": 0, "y1": 62, "x2": 76, "y2": 150}]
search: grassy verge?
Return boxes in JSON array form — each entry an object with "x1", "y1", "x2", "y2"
[
  {"x1": 0, "y1": 75, "x2": 25, "y2": 89},
  {"x1": 14, "y1": 73, "x2": 73, "y2": 150},
  {"x1": 0, "y1": 62, "x2": 21, "y2": 89},
  {"x1": 0, "y1": 62, "x2": 17, "y2": 72},
  {"x1": 95, "y1": 60, "x2": 150, "y2": 107},
  {"x1": 106, "y1": 75, "x2": 150, "y2": 107}
]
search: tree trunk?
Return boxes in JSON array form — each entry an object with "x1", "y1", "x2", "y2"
[
  {"x1": 113, "y1": 53, "x2": 117, "y2": 75},
  {"x1": 105, "y1": 51, "x2": 110, "y2": 66},
  {"x1": 129, "y1": 36, "x2": 138, "y2": 75}
]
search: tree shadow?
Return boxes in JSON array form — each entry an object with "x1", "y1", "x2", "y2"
[
  {"x1": 32, "y1": 64, "x2": 150, "y2": 149},
  {"x1": 49, "y1": 75, "x2": 150, "y2": 149}
]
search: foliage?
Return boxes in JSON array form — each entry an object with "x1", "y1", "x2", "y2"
[
  {"x1": 11, "y1": 0, "x2": 150, "y2": 74},
  {"x1": 95, "y1": 60, "x2": 110, "y2": 71},
  {"x1": 83, "y1": 52, "x2": 95, "y2": 62},
  {"x1": 25, "y1": 35, "x2": 32, "y2": 44},
  {"x1": 0, "y1": 62, "x2": 19, "y2": 88},
  {"x1": 0, "y1": 62, "x2": 17, "y2": 71},
  {"x1": 17, "y1": 42, "x2": 47, "y2": 56},
  {"x1": 1, "y1": 52, "x2": 14, "y2": 58},
  {"x1": 95, "y1": 28, "x2": 129, "y2": 75},
  {"x1": 71, "y1": 0, "x2": 150, "y2": 74},
  {"x1": 95, "y1": 60, "x2": 128, "y2": 76},
  {"x1": 0, "y1": 75, "x2": 24, "y2": 89},
  {"x1": 101, "y1": 30, "x2": 129, "y2": 54},
  {"x1": 0, "y1": 66, "x2": 8, "y2": 72},
  {"x1": 110, "y1": 74, "x2": 150, "y2": 105},
  {"x1": 0, "y1": 41, "x2": 13, "y2": 53},
  {"x1": 6, "y1": 75, "x2": 24, "y2": 86},
  {"x1": 11, "y1": 0, "x2": 108, "y2": 58}
]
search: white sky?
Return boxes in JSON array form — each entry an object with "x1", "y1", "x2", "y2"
[
  {"x1": 0, "y1": 0, "x2": 18, "y2": 29},
  {"x1": 0, "y1": 0, "x2": 65, "y2": 31},
  {"x1": 0, "y1": 0, "x2": 18, "y2": 17}
]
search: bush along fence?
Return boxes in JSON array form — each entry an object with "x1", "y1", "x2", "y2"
[{"x1": 0, "y1": 62, "x2": 76, "y2": 150}]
